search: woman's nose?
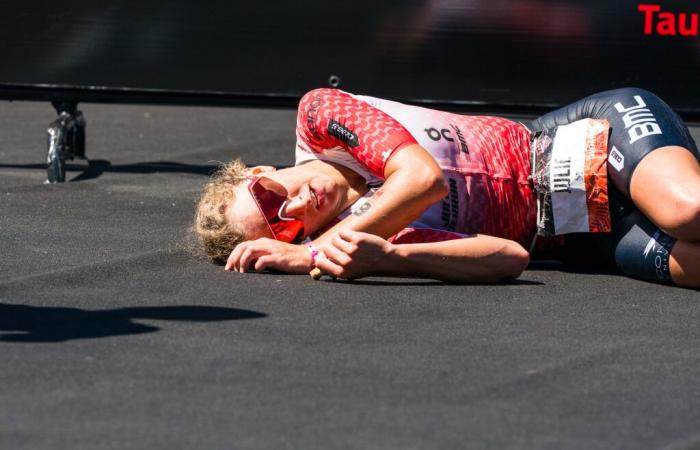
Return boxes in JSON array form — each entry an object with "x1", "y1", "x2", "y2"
[{"x1": 281, "y1": 195, "x2": 307, "y2": 218}]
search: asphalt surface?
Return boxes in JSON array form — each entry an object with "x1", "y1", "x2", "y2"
[{"x1": 1, "y1": 101, "x2": 699, "y2": 450}]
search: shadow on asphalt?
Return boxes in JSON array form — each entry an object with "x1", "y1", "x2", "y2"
[
  {"x1": 327, "y1": 278, "x2": 544, "y2": 286},
  {"x1": 0, "y1": 160, "x2": 218, "y2": 181},
  {"x1": 0, "y1": 303, "x2": 266, "y2": 343},
  {"x1": 527, "y1": 259, "x2": 620, "y2": 275},
  {"x1": 0, "y1": 160, "x2": 291, "y2": 182}
]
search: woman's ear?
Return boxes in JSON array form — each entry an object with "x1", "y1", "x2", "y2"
[{"x1": 245, "y1": 165, "x2": 277, "y2": 176}]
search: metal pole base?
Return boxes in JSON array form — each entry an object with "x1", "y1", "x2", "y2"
[{"x1": 45, "y1": 101, "x2": 87, "y2": 183}]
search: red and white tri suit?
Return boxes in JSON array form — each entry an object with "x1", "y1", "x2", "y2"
[{"x1": 295, "y1": 88, "x2": 536, "y2": 247}]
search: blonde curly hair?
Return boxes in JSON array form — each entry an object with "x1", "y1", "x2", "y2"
[{"x1": 192, "y1": 159, "x2": 249, "y2": 264}]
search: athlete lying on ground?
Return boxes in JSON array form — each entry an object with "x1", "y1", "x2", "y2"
[{"x1": 193, "y1": 88, "x2": 700, "y2": 289}]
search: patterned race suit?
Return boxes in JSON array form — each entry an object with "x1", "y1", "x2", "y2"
[{"x1": 295, "y1": 88, "x2": 536, "y2": 246}]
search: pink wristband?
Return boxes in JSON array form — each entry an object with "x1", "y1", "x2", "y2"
[{"x1": 306, "y1": 242, "x2": 319, "y2": 265}]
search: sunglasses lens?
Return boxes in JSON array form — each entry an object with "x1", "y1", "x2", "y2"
[
  {"x1": 249, "y1": 177, "x2": 304, "y2": 242},
  {"x1": 269, "y1": 219, "x2": 304, "y2": 243},
  {"x1": 251, "y1": 178, "x2": 286, "y2": 220}
]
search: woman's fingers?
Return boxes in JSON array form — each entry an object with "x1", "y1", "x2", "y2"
[
  {"x1": 337, "y1": 228, "x2": 359, "y2": 242},
  {"x1": 238, "y1": 246, "x2": 257, "y2": 273},
  {"x1": 323, "y1": 241, "x2": 352, "y2": 267},
  {"x1": 226, "y1": 238, "x2": 273, "y2": 272},
  {"x1": 254, "y1": 255, "x2": 276, "y2": 273},
  {"x1": 225, "y1": 241, "x2": 247, "y2": 271},
  {"x1": 331, "y1": 233, "x2": 357, "y2": 255},
  {"x1": 314, "y1": 253, "x2": 345, "y2": 278}
]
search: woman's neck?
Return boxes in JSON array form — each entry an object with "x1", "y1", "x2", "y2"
[{"x1": 304, "y1": 159, "x2": 369, "y2": 210}]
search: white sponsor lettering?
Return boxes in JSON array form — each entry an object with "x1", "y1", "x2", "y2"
[
  {"x1": 613, "y1": 95, "x2": 646, "y2": 113},
  {"x1": 629, "y1": 122, "x2": 663, "y2": 144},
  {"x1": 643, "y1": 237, "x2": 656, "y2": 258},
  {"x1": 551, "y1": 158, "x2": 572, "y2": 192},
  {"x1": 643, "y1": 231, "x2": 670, "y2": 259},
  {"x1": 643, "y1": 231, "x2": 671, "y2": 280},
  {"x1": 614, "y1": 95, "x2": 663, "y2": 144},
  {"x1": 608, "y1": 146, "x2": 625, "y2": 172}
]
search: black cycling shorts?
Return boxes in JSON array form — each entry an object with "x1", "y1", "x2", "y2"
[
  {"x1": 530, "y1": 87, "x2": 699, "y2": 197},
  {"x1": 530, "y1": 87, "x2": 699, "y2": 285}
]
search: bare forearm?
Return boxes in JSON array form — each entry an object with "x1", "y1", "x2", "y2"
[
  {"x1": 314, "y1": 145, "x2": 447, "y2": 246},
  {"x1": 382, "y1": 236, "x2": 530, "y2": 282}
]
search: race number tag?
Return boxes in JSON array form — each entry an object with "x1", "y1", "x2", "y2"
[{"x1": 531, "y1": 119, "x2": 611, "y2": 236}]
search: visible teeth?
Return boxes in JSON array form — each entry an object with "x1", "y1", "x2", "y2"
[{"x1": 310, "y1": 189, "x2": 318, "y2": 208}]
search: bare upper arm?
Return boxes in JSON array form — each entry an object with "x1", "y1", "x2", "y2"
[{"x1": 383, "y1": 144, "x2": 447, "y2": 199}]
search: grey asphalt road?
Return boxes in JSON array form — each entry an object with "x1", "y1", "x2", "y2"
[{"x1": 1, "y1": 101, "x2": 699, "y2": 450}]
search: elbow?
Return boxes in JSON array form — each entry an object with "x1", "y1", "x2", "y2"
[
  {"x1": 498, "y1": 244, "x2": 530, "y2": 280},
  {"x1": 432, "y1": 173, "x2": 449, "y2": 202},
  {"x1": 385, "y1": 144, "x2": 447, "y2": 204},
  {"x1": 418, "y1": 167, "x2": 448, "y2": 203}
]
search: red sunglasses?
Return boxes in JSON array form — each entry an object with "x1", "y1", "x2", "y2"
[{"x1": 247, "y1": 176, "x2": 304, "y2": 243}]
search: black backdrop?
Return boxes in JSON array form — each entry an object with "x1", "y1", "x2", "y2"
[{"x1": 1, "y1": 0, "x2": 699, "y2": 113}]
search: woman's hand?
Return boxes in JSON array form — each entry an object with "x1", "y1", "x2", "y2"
[
  {"x1": 225, "y1": 238, "x2": 312, "y2": 274},
  {"x1": 315, "y1": 230, "x2": 394, "y2": 280}
]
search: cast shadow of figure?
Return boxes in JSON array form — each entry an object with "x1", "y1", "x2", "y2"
[
  {"x1": 0, "y1": 160, "x2": 216, "y2": 181},
  {"x1": 526, "y1": 259, "x2": 621, "y2": 275},
  {"x1": 328, "y1": 279, "x2": 544, "y2": 286},
  {"x1": 70, "y1": 160, "x2": 215, "y2": 181},
  {"x1": 0, "y1": 160, "x2": 289, "y2": 182},
  {"x1": 0, "y1": 303, "x2": 265, "y2": 343}
]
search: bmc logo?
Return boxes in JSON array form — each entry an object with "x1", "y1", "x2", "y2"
[
  {"x1": 614, "y1": 95, "x2": 663, "y2": 144},
  {"x1": 638, "y1": 4, "x2": 699, "y2": 36}
]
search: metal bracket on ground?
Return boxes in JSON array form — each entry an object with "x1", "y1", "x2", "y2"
[{"x1": 46, "y1": 100, "x2": 87, "y2": 183}]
